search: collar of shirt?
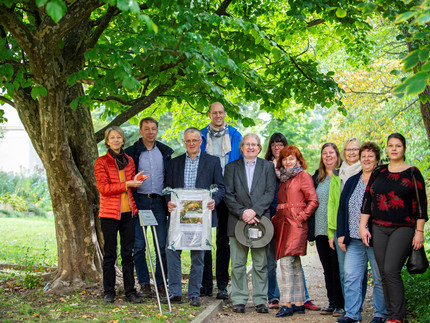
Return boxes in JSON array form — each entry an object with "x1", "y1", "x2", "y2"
[
  {"x1": 186, "y1": 150, "x2": 201, "y2": 161},
  {"x1": 245, "y1": 159, "x2": 256, "y2": 167}
]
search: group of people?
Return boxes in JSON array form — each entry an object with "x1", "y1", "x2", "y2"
[{"x1": 94, "y1": 102, "x2": 428, "y2": 323}]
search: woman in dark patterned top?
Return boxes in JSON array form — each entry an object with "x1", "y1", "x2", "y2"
[{"x1": 359, "y1": 133, "x2": 428, "y2": 323}]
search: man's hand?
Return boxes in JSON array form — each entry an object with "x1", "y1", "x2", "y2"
[
  {"x1": 168, "y1": 201, "x2": 176, "y2": 213},
  {"x1": 207, "y1": 199, "x2": 215, "y2": 211},
  {"x1": 242, "y1": 209, "x2": 259, "y2": 224}
]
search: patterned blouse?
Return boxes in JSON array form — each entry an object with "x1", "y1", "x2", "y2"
[
  {"x1": 361, "y1": 164, "x2": 428, "y2": 227},
  {"x1": 348, "y1": 178, "x2": 366, "y2": 239}
]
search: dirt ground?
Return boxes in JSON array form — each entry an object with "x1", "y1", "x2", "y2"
[{"x1": 211, "y1": 244, "x2": 376, "y2": 323}]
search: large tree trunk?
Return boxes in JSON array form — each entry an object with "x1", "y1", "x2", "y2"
[
  {"x1": 9, "y1": 15, "x2": 105, "y2": 292},
  {"x1": 419, "y1": 86, "x2": 430, "y2": 145},
  {"x1": 14, "y1": 82, "x2": 103, "y2": 293}
]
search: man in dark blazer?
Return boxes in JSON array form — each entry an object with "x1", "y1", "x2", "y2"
[
  {"x1": 224, "y1": 133, "x2": 276, "y2": 314},
  {"x1": 162, "y1": 127, "x2": 225, "y2": 307}
]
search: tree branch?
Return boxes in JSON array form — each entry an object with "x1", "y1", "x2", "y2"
[
  {"x1": 186, "y1": 101, "x2": 207, "y2": 115},
  {"x1": 0, "y1": 5, "x2": 37, "y2": 56},
  {"x1": 307, "y1": 19, "x2": 325, "y2": 28},
  {"x1": 94, "y1": 77, "x2": 177, "y2": 142},
  {"x1": 288, "y1": 56, "x2": 317, "y2": 84},
  {"x1": 346, "y1": 89, "x2": 391, "y2": 95},
  {"x1": 94, "y1": 96, "x2": 136, "y2": 105},
  {"x1": 39, "y1": 0, "x2": 104, "y2": 47},
  {"x1": 0, "y1": 96, "x2": 15, "y2": 108},
  {"x1": 215, "y1": 0, "x2": 233, "y2": 16},
  {"x1": 174, "y1": 32, "x2": 185, "y2": 52},
  {"x1": 87, "y1": 6, "x2": 117, "y2": 49}
]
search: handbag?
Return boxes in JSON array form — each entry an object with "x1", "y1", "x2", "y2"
[
  {"x1": 406, "y1": 168, "x2": 428, "y2": 274},
  {"x1": 407, "y1": 247, "x2": 429, "y2": 274}
]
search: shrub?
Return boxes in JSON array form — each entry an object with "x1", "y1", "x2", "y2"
[
  {"x1": 403, "y1": 263, "x2": 430, "y2": 322},
  {"x1": 403, "y1": 228, "x2": 430, "y2": 322},
  {"x1": 0, "y1": 168, "x2": 52, "y2": 216}
]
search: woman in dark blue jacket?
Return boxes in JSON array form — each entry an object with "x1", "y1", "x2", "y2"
[{"x1": 336, "y1": 142, "x2": 387, "y2": 323}]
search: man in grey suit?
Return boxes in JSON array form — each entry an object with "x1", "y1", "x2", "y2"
[{"x1": 224, "y1": 134, "x2": 276, "y2": 314}]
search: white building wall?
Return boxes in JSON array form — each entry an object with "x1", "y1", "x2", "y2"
[{"x1": 0, "y1": 104, "x2": 44, "y2": 174}]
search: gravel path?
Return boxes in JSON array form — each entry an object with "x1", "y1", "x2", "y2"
[{"x1": 211, "y1": 244, "x2": 376, "y2": 322}]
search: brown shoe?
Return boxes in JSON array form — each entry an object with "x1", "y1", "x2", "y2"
[
  {"x1": 161, "y1": 295, "x2": 182, "y2": 304},
  {"x1": 139, "y1": 284, "x2": 155, "y2": 298},
  {"x1": 157, "y1": 285, "x2": 167, "y2": 298}
]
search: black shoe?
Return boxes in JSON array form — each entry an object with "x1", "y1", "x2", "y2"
[
  {"x1": 126, "y1": 292, "x2": 142, "y2": 303},
  {"x1": 276, "y1": 306, "x2": 293, "y2": 317},
  {"x1": 216, "y1": 289, "x2": 229, "y2": 300},
  {"x1": 337, "y1": 317, "x2": 360, "y2": 323},
  {"x1": 255, "y1": 304, "x2": 268, "y2": 313},
  {"x1": 189, "y1": 296, "x2": 201, "y2": 307},
  {"x1": 292, "y1": 304, "x2": 305, "y2": 314},
  {"x1": 103, "y1": 294, "x2": 115, "y2": 303},
  {"x1": 161, "y1": 295, "x2": 182, "y2": 304},
  {"x1": 333, "y1": 308, "x2": 345, "y2": 317},
  {"x1": 233, "y1": 304, "x2": 245, "y2": 313},
  {"x1": 321, "y1": 305, "x2": 335, "y2": 315},
  {"x1": 200, "y1": 286, "x2": 213, "y2": 297}
]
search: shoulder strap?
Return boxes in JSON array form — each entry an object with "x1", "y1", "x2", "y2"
[{"x1": 411, "y1": 167, "x2": 423, "y2": 219}]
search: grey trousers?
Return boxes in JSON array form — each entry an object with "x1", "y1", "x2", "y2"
[{"x1": 229, "y1": 236, "x2": 268, "y2": 306}]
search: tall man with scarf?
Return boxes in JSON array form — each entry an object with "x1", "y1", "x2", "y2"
[{"x1": 200, "y1": 102, "x2": 242, "y2": 299}]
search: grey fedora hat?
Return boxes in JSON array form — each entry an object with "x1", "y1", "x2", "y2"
[{"x1": 235, "y1": 216, "x2": 274, "y2": 248}]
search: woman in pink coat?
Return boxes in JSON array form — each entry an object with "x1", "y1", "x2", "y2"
[{"x1": 272, "y1": 145, "x2": 319, "y2": 317}]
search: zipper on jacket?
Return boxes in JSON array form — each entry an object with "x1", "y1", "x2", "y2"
[{"x1": 117, "y1": 167, "x2": 122, "y2": 220}]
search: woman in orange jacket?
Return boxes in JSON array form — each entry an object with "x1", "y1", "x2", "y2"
[{"x1": 94, "y1": 126, "x2": 145, "y2": 303}]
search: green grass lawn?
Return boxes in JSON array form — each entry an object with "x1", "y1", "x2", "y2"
[
  {"x1": 0, "y1": 216, "x2": 217, "y2": 273},
  {"x1": 0, "y1": 217, "x2": 57, "y2": 267},
  {"x1": 0, "y1": 216, "x2": 218, "y2": 322}
]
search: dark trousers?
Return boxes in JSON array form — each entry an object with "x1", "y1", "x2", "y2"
[
  {"x1": 316, "y1": 235, "x2": 344, "y2": 308},
  {"x1": 372, "y1": 224, "x2": 414, "y2": 321},
  {"x1": 133, "y1": 194, "x2": 168, "y2": 287},
  {"x1": 202, "y1": 200, "x2": 230, "y2": 291},
  {"x1": 101, "y1": 212, "x2": 136, "y2": 297}
]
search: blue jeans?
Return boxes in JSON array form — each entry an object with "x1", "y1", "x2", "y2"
[
  {"x1": 344, "y1": 239, "x2": 387, "y2": 320},
  {"x1": 166, "y1": 248, "x2": 205, "y2": 298},
  {"x1": 302, "y1": 266, "x2": 310, "y2": 301},
  {"x1": 334, "y1": 231, "x2": 346, "y2": 298},
  {"x1": 133, "y1": 195, "x2": 168, "y2": 287},
  {"x1": 335, "y1": 230, "x2": 368, "y2": 306},
  {"x1": 267, "y1": 237, "x2": 280, "y2": 302}
]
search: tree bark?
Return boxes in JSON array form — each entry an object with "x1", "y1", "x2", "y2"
[
  {"x1": 14, "y1": 75, "x2": 103, "y2": 293},
  {"x1": 419, "y1": 86, "x2": 430, "y2": 145},
  {"x1": 4, "y1": 7, "x2": 105, "y2": 292}
]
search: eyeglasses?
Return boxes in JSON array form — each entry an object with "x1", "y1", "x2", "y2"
[
  {"x1": 184, "y1": 139, "x2": 201, "y2": 144},
  {"x1": 345, "y1": 148, "x2": 360, "y2": 152},
  {"x1": 244, "y1": 143, "x2": 258, "y2": 147},
  {"x1": 271, "y1": 143, "x2": 285, "y2": 148}
]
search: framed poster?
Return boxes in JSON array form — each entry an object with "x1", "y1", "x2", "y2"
[{"x1": 167, "y1": 189, "x2": 212, "y2": 250}]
